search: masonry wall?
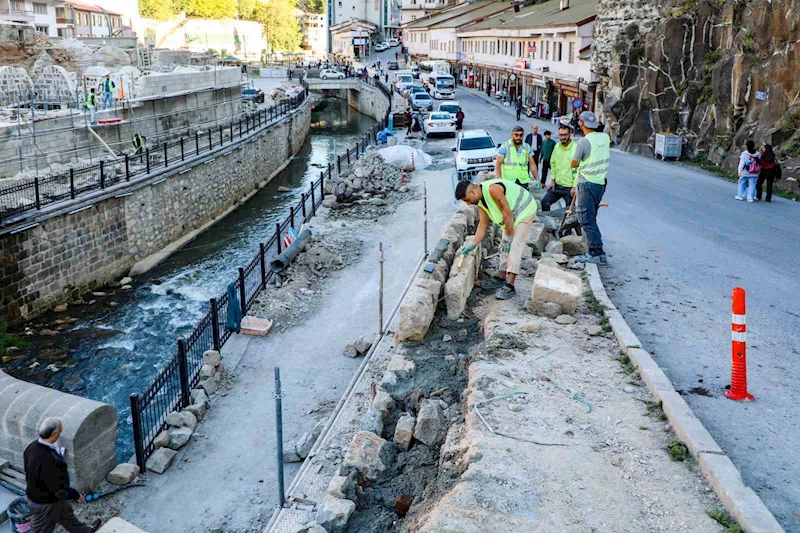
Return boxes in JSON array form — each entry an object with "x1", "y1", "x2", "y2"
[
  {"x1": 346, "y1": 84, "x2": 390, "y2": 123},
  {"x1": 0, "y1": 100, "x2": 311, "y2": 322}
]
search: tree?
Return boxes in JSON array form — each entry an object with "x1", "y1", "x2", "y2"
[
  {"x1": 237, "y1": 0, "x2": 258, "y2": 19},
  {"x1": 182, "y1": 0, "x2": 236, "y2": 18},
  {"x1": 254, "y1": 0, "x2": 302, "y2": 53},
  {"x1": 140, "y1": 0, "x2": 179, "y2": 20},
  {"x1": 298, "y1": 0, "x2": 325, "y2": 14}
]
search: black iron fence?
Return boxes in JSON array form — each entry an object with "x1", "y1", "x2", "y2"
[
  {"x1": 0, "y1": 81, "x2": 310, "y2": 226},
  {"x1": 130, "y1": 79, "x2": 392, "y2": 470}
]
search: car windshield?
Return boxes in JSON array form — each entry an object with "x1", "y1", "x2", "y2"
[
  {"x1": 460, "y1": 136, "x2": 494, "y2": 150},
  {"x1": 430, "y1": 113, "x2": 451, "y2": 120},
  {"x1": 398, "y1": 75, "x2": 412, "y2": 83},
  {"x1": 415, "y1": 94, "x2": 431, "y2": 100},
  {"x1": 436, "y1": 79, "x2": 455, "y2": 89},
  {"x1": 439, "y1": 105, "x2": 458, "y2": 113}
]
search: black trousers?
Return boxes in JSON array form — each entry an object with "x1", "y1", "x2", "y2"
[
  {"x1": 540, "y1": 159, "x2": 551, "y2": 185},
  {"x1": 28, "y1": 499, "x2": 92, "y2": 533},
  {"x1": 516, "y1": 109, "x2": 521, "y2": 120},
  {"x1": 756, "y1": 168, "x2": 776, "y2": 201},
  {"x1": 541, "y1": 184, "x2": 573, "y2": 211}
]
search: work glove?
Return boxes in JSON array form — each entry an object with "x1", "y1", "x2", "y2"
[
  {"x1": 500, "y1": 236, "x2": 512, "y2": 254},
  {"x1": 461, "y1": 243, "x2": 476, "y2": 255}
]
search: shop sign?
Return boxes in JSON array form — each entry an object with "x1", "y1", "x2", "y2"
[
  {"x1": 562, "y1": 88, "x2": 579, "y2": 98},
  {"x1": 514, "y1": 59, "x2": 527, "y2": 69},
  {"x1": 527, "y1": 44, "x2": 536, "y2": 54}
]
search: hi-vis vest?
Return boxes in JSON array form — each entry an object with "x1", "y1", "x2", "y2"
[
  {"x1": 102, "y1": 80, "x2": 114, "y2": 93},
  {"x1": 577, "y1": 132, "x2": 610, "y2": 185},
  {"x1": 501, "y1": 140, "x2": 530, "y2": 184},
  {"x1": 86, "y1": 93, "x2": 95, "y2": 109},
  {"x1": 479, "y1": 179, "x2": 537, "y2": 230}
]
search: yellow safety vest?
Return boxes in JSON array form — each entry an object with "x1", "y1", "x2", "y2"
[
  {"x1": 86, "y1": 93, "x2": 95, "y2": 109},
  {"x1": 577, "y1": 132, "x2": 610, "y2": 185},
  {"x1": 479, "y1": 179, "x2": 538, "y2": 230},
  {"x1": 550, "y1": 140, "x2": 577, "y2": 188},
  {"x1": 501, "y1": 140, "x2": 530, "y2": 184}
]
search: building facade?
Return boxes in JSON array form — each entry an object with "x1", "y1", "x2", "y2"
[
  {"x1": 327, "y1": 0, "x2": 399, "y2": 46},
  {"x1": 402, "y1": 0, "x2": 499, "y2": 60},
  {"x1": 330, "y1": 18, "x2": 377, "y2": 59},
  {"x1": 400, "y1": 0, "x2": 450, "y2": 25},
  {"x1": 299, "y1": 11, "x2": 327, "y2": 57},
  {"x1": 0, "y1": 0, "x2": 133, "y2": 38}
]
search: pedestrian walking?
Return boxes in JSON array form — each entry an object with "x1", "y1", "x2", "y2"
[
  {"x1": 524, "y1": 124, "x2": 543, "y2": 166},
  {"x1": 405, "y1": 109, "x2": 412, "y2": 135},
  {"x1": 288, "y1": 68, "x2": 293, "y2": 80},
  {"x1": 541, "y1": 125, "x2": 576, "y2": 211},
  {"x1": 455, "y1": 107, "x2": 465, "y2": 131},
  {"x1": 100, "y1": 75, "x2": 115, "y2": 110},
  {"x1": 24, "y1": 418, "x2": 102, "y2": 533},
  {"x1": 515, "y1": 97, "x2": 522, "y2": 121},
  {"x1": 85, "y1": 88, "x2": 96, "y2": 124},
  {"x1": 736, "y1": 140, "x2": 761, "y2": 203},
  {"x1": 455, "y1": 179, "x2": 538, "y2": 300},
  {"x1": 571, "y1": 111, "x2": 610, "y2": 264},
  {"x1": 756, "y1": 144, "x2": 779, "y2": 202},
  {"x1": 496, "y1": 125, "x2": 539, "y2": 190},
  {"x1": 539, "y1": 130, "x2": 556, "y2": 187}
]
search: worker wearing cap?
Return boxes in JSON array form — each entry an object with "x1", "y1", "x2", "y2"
[
  {"x1": 571, "y1": 110, "x2": 610, "y2": 263},
  {"x1": 455, "y1": 179, "x2": 537, "y2": 300},
  {"x1": 495, "y1": 125, "x2": 539, "y2": 191}
]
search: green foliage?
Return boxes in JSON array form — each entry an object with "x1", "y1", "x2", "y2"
[
  {"x1": 670, "y1": 0, "x2": 697, "y2": 18},
  {"x1": 140, "y1": 0, "x2": 179, "y2": 20},
  {"x1": 299, "y1": 0, "x2": 326, "y2": 14},
  {"x1": 702, "y1": 48, "x2": 723, "y2": 68},
  {"x1": 237, "y1": 0, "x2": 258, "y2": 19},
  {"x1": 697, "y1": 84, "x2": 716, "y2": 104},
  {"x1": 707, "y1": 509, "x2": 744, "y2": 533},
  {"x1": 182, "y1": 0, "x2": 236, "y2": 19},
  {"x1": 0, "y1": 323, "x2": 26, "y2": 357},
  {"x1": 254, "y1": 0, "x2": 302, "y2": 52},
  {"x1": 667, "y1": 440, "x2": 689, "y2": 461}
]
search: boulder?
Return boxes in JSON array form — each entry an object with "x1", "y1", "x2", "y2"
[
  {"x1": 153, "y1": 430, "x2": 170, "y2": 449},
  {"x1": 165, "y1": 410, "x2": 197, "y2": 430},
  {"x1": 327, "y1": 468, "x2": 356, "y2": 500},
  {"x1": 341, "y1": 431, "x2": 396, "y2": 484},
  {"x1": 107, "y1": 463, "x2": 140, "y2": 485},
  {"x1": 555, "y1": 314, "x2": 577, "y2": 325},
  {"x1": 342, "y1": 342, "x2": 358, "y2": 358},
  {"x1": 323, "y1": 195, "x2": 337, "y2": 208},
  {"x1": 120, "y1": 277, "x2": 133, "y2": 286},
  {"x1": 353, "y1": 333, "x2": 376, "y2": 354},
  {"x1": 372, "y1": 390, "x2": 395, "y2": 417},
  {"x1": 202, "y1": 350, "x2": 221, "y2": 367},
  {"x1": 168, "y1": 426, "x2": 193, "y2": 450},
  {"x1": 526, "y1": 300, "x2": 563, "y2": 318},
  {"x1": 395, "y1": 286, "x2": 435, "y2": 342},
  {"x1": 199, "y1": 364, "x2": 215, "y2": 379},
  {"x1": 145, "y1": 447, "x2": 177, "y2": 474},
  {"x1": 190, "y1": 388, "x2": 210, "y2": 407},
  {"x1": 561, "y1": 235, "x2": 588, "y2": 256},
  {"x1": 526, "y1": 223, "x2": 550, "y2": 255},
  {"x1": 199, "y1": 377, "x2": 218, "y2": 396},
  {"x1": 359, "y1": 408, "x2": 384, "y2": 436},
  {"x1": 393, "y1": 414, "x2": 415, "y2": 451},
  {"x1": 413, "y1": 400, "x2": 447, "y2": 446},
  {"x1": 184, "y1": 402, "x2": 207, "y2": 421},
  {"x1": 315, "y1": 495, "x2": 356, "y2": 533},
  {"x1": 296, "y1": 432, "x2": 316, "y2": 459},
  {"x1": 530, "y1": 263, "x2": 582, "y2": 314},
  {"x1": 544, "y1": 241, "x2": 563, "y2": 254},
  {"x1": 283, "y1": 443, "x2": 302, "y2": 463},
  {"x1": 386, "y1": 355, "x2": 415, "y2": 380}
]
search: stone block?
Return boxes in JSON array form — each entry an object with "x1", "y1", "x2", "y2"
[
  {"x1": 372, "y1": 390, "x2": 395, "y2": 417},
  {"x1": 544, "y1": 240, "x2": 563, "y2": 254},
  {"x1": 202, "y1": 350, "x2": 221, "y2": 367},
  {"x1": 97, "y1": 517, "x2": 148, "y2": 533},
  {"x1": 386, "y1": 354, "x2": 415, "y2": 380},
  {"x1": 327, "y1": 468, "x2": 356, "y2": 500},
  {"x1": 190, "y1": 389, "x2": 210, "y2": 407},
  {"x1": 413, "y1": 400, "x2": 446, "y2": 446},
  {"x1": 199, "y1": 377, "x2": 218, "y2": 396},
  {"x1": 315, "y1": 495, "x2": 356, "y2": 533},
  {"x1": 393, "y1": 414, "x2": 415, "y2": 451},
  {"x1": 296, "y1": 431, "x2": 316, "y2": 459},
  {"x1": 449, "y1": 213, "x2": 469, "y2": 240},
  {"x1": 359, "y1": 408, "x2": 384, "y2": 436},
  {"x1": 341, "y1": 431, "x2": 396, "y2": 485},
  {"x1": 199, "y1": 364, "x2": 216, "y2": 379},
  {"x1": 526, "y1": 223, "x2": 549, "y2": 255},
  {"x1": 184, "y1": 402, "x2": 207, "y2": 421},
  {"x1": 530, "y1": 263, "x2": 581, "y2": 315},
  {"x1": 560, "y1": 234, "x2": 588, "y2": 256},
  {"x1": 395, "y1": 286, "x2": 435, "y2": 342},
  {"x1": 153, "y1": 430, "x2": 170, "y2": 449},
  {"x1": 354, "y1": 333, "x2": 376, "y2": 354},
  {"x1": 168, "y1": 426, "x2": 192, "y2": 450},
  {"x1": 342, "y1": 342, "x2": 358, "y2": 358},
  {"x1": 145, "y1": 447, "x2": 177, "y2": 474},
  {"x1": 445, "y1": 242, "x2": 482, "y2": 320},
  {"x1": 413, "y1": 278, "x2": 442, "y2": 305},
  {"x1": 107, "y1": 463, "x2": 140, "y2": 485}
]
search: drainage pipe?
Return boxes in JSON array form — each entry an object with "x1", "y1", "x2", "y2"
[{"x1": 269, "y1": 229, "x2": 312, "y2": 272}]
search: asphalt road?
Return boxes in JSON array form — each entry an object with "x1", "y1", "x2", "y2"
[{"x1": 450, "y1": 86, "x2": 800, "y2": 531}]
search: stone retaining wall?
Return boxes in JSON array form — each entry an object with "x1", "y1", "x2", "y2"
[
  {"x1": 0, "y1": 99, "x2": 311, "y2": 322},
  {"x1": 0, "y1": 370, "x2": 117, "y2": 491}
]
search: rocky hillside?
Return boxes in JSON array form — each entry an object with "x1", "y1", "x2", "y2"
[{"x1": 593, "y1": 0, "x2": 800, "y2": 194}]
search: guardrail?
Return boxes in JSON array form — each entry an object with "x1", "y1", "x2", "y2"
[
  {"x1": 129, "y1": 79, "x2": 391, "y2": 470},
  {"x1": 0, "y1": 81, "x2": 310, "y2": 228}
]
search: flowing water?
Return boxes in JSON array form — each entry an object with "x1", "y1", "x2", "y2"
[{"x1": 6, "y1": 98, "x2": 376, "y2": 459}]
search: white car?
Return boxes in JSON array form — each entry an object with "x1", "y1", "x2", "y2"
[
  {"x1": 437, "y1": 101, "x2": 460, "y2": 118},
  {"x1": 423, "y1": 112, "x2": 456, "y2": 137},
  {"x1": 389, "y1": 38, "x2": 399, "y2": 47},
  {"x1": 453, "y1": 129, "x2": 497, "y2": 173},
  {"x1": 320, "y1": 69, "x2": 345, "y2": 80},
  {"x1": 375, "y1": 43, "x2": 387, "y2": 52}
]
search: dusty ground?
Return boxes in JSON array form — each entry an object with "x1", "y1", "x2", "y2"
[{"x1": 404, "y1": 272, "x2": 726, "y2": 532}]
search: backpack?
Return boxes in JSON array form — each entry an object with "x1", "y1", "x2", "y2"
[{"x1": 747, "y1": 155, "x2": 761, "y2": 174}]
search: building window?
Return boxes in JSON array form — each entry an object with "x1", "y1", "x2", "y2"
[
  {"x1": 556, "y1": 42, "x2": 563, "y2": 61},
  {"x1": 35, "y1": 25, "x2": 47, "y2": 33},
  {"x1": 545, "y1": 41, "x2": 550, "y2": 60},
  {"x1": 33, "y1": 3, "x2": 47, "y2": 14},
  {"x1": 10, "y1": 1, "x2": 23, "y2": 10},
  {"x1": 569, "y1": 41, "x2": 575, "y2": 63}
]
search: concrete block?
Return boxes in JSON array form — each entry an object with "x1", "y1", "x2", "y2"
[
  {"x1": 526, "y1": 222, "x2": 549, "y2": 255},
  {"x1": 627, "y1": 348, "x2": 675, "y2": 395},
  {"x1": 97, "y1": 517, "x2": 149, "y2": 533},
  {"x1": 530, "y1": 263, "x2": 581, "y2": 315},
  {"x1": 696, "y1": 452, "x2": 784, "y2": 533},
  {"x1": 445, "y1": 242, "x2": 482, "y2": 320},
  {"x1": 608, "y1": 317, "x2": 642, "y2": 351},
  {"x1": 659, "y1": 391, "x2": 723, "y2": 456}
]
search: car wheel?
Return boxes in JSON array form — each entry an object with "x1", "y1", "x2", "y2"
[{"x1": 322, "y1": 75, "x2": 327, "y2": 80}]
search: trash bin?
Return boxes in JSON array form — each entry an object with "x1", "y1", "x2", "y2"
[{"x1": 7, "y1": 497, "x2": 32, "y2": 533}]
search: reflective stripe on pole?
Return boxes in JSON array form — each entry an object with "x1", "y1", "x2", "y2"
[{"x1": 725, "y1": 287, "x2": 754, "y2": 401}]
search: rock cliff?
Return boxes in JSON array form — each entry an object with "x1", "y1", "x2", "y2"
[{"x1": 594, "y1": 0, "x2": 800, "y2": 194}]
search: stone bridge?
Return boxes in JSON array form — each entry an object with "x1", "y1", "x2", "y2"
[{"x1": 305, "y1": 78, "x2": 392, "y2": 124}]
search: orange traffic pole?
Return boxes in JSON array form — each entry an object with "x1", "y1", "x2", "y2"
[{"x1": 725, "y1": 287, "x2": 754, "y2": 401}]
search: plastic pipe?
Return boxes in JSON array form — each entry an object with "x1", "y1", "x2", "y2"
[{"x1": 269, "y1": 229, "x2": 312, "y2": 272}]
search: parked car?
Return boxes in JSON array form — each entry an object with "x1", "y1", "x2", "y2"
[
  {"x1": 375, "y1": 43, "x2": 387, "y2": 52},
  {"x1": 387, "y1": 60, "x2": 399, "y2": 70},
  {"x1": 453, "y1": 129, "x2": 497, "y2": 173},
  {"x1": 410, "y1": 64, "x2": 420, "y2": 78},
  {"x1": 320, "y1": 68, "x2": 345, "y2": 80},
  {"x1": 242, "y1": 88, "x2": 265, "y2": 104},
  {"x1": 410, "y1": 92, "x2": 433, "y2": 111},
  {"x1": 389, "y1": 38, "x2": 399, "y2": 47},
  {"x1": 437, "y1": 101, "x2": 460, "y2": 118},
  {"x1": 404, "y1": 83, "x2": 426, "y2": 98},
  {"x1": 423, "y1": 112, "x2": 456, "y2": 137}
]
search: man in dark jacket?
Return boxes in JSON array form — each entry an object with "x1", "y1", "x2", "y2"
[
  {"x1": 24, "y1": 418, "x2": 101, "y2": 533},
  {"x1": 524, "y1": 124, "x2": 543, "y2": 167}
]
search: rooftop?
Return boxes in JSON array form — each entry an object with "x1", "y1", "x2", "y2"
[
  {"x1": 67, "y1": 2, "x2": 122, "y2": 16},
  {"x1": 460, "y1": 0, "x2": 597, "y2": 32},
  {"x1": 403, "y1": 0, "x2": 500, "y2": 30}
]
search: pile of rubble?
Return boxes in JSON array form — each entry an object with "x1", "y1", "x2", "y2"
[{"x1": 322, "y1": 151, "x2": 410, "y2": 208}]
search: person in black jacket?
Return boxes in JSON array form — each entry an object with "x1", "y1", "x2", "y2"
[
  {"x1": 524, "y1": 124, "x2": 543, "y2": 166},
  {"x1": 24, "y1": 418, "x2": 102, "y2": 533}
]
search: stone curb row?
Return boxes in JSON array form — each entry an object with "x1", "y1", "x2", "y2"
[{"x1": 584, "y1": 264, "x2": 784, "y2": 533}]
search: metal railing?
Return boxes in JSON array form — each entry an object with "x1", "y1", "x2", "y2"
[
  {"x1": 0, "y1": 81, "x2": 310, "y2": 227},
  {"x1": 129, "y1": 79, "x2": 391, "y2": 470}
]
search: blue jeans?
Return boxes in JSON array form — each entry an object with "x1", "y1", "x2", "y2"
[
  {"x1": 575, "y1": 181, "x2": 605, "y2": 256},
  {"x1": 89, "y1": 107, "x2": 96, "y2": 124},
  {"x1": 103, "y1": 92, "x2": 113, "y2": 109},
  {"x1": 738, "y1": 175, "x2": 757, "y2": 201}
]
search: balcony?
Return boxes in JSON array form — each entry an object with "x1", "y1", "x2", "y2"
[{"x1": 0, "y1": 8, "x2": 35, "y2": 21}]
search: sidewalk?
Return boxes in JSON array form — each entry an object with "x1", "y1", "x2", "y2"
[{"x1": 458, "y1": 85, "x2": 559, "y2": 132}]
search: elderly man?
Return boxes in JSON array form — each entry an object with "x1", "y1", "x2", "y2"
[
  {"x1": 455, "y1": 179, "x2": 538, "y2": 300},
  {"x1": 24, "y1": 418, "x2": 102, "y2": 533}
]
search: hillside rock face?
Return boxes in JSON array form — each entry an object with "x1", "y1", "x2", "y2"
[{"x1": 594, "y1": 0, "x2": 800, "y2": 192}]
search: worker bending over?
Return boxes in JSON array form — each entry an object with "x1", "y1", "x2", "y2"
[
  {"x1": 495, "y1": 126, "x2": 539, "y2": 191},
  {"x1": 455, "y1": 179, "x2": 538, "y2": 300}
]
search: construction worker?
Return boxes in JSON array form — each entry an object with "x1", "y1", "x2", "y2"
[
  {"x1": 541, "y1": 125, "x2": 576, "y2": 211},
  {"x1": 495, "y1": 125, "x2": 539, "y2": 191},
  {"x1": 100, "y1": 75, "x2": 115, "y2": 110},
  {"x1": 132, "y1": 133, "x2": 146, "y2": 155},
  {"x1": 571, "y1": 111, "x2": 610, "y2": 263},
  {"x1": 86, "y1": 88, "x2": 96, "y2": 124},
  {"x1": 455, "y1": 179, "x2": 538, "y2": 300}
]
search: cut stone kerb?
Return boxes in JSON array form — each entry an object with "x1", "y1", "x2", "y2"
[{"x1": 0, "y1": 370, "x2": 117, "y2": 491}]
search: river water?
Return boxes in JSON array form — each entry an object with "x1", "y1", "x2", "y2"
[{"x1": 6, "y1": 98, "x2": 375, "y2": 459}]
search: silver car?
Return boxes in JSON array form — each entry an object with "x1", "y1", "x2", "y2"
[{"x1": 411, "y1": 92, "x2": 433, "y2": 111}]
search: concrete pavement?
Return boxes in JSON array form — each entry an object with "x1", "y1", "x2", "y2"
[{"x1": 450, "y1": 84, "x2": 800, "y2": 530}]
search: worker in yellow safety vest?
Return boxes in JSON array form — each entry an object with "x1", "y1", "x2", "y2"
[
  {"x1": 86, "y1": 88, "x2": 96, "y2": 124},
  {"x1": 571, "y1": 110, "x2": 611, "y2": 264},
  {"x1": 455, "y1": 178, "x2": 538, "y2": 300},
  {"x1": 495, "y1": 125, "x2": 539, "y2": 190}
]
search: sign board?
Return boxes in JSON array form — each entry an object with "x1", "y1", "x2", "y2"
[
  {"x1": 572, "y1": 98, "x2": 583, "y2": 109},
  {"x1": 755, "y1": 91, "x2": 767, "y2": 101},
  {"x1": 352, "y1": 38, "x2": 368, "y2": 45},
  {"x1": 527, "y1": 44, "x2": 536, "y2": 53},
  {"x1": 514, "y1": 60, "x2": 527, "y2": 69},
  {"x1": 509, "y1": 74, "x2": 517, "y2": 81}
]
